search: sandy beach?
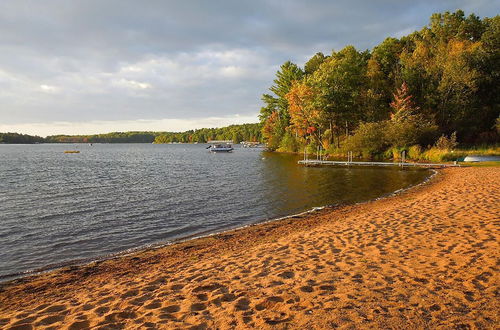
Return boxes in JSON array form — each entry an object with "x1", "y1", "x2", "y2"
[{"x1": 0, "y1": 167, "x2": 498, "y2": 329}]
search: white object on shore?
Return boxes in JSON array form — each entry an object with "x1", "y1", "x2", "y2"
[{"x1": 463, "y1": 155, "x2": 500, "y2": 162}]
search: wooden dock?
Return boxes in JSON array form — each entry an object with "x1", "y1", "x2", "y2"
[{"x1": 298, "y1": 160, "x2": 460, "y2": 168}]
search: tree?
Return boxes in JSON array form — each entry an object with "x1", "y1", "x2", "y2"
[
  {"x1": 257, "y1": 10, "x2": 499, "y2": 151},
  {"x1": 388, "y1": 82, "x2": 438, "y2": 148},
  {"x1": 390, "y1": 82, "x2": 420, "y2": 122},
  {"x1": 310, "y1": 46, "x2": 368, "y2": 146},
  {"x1": 304, "y1": 52, "x2": 328, "y2": 75},
  {"x1": 286, "y1": 81, "x2": 322, "y2": 146},
  {"x1": 344, "y1": 122, "x2": 388, "y2": 158},
  {"x1": 262, "y1": 111, "x2": 283, "y2": 150},
  {"x1": 260, "y1": 61, "x2": 304, "y2": 147}
]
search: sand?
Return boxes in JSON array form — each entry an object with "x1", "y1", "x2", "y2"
[{"x1": 0, "y1": 167, "x2": 498, "y2": 329}]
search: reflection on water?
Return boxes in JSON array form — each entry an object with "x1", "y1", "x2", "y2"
[
  {"x1": 260, "y1": 152, "x2": 425, "y2": 216},
  {"x1": 0, "y1": 144, "x2": 429, "y2": 280}
]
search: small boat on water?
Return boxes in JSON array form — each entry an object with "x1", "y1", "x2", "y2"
[
  {"x1": 206, "y1": 140, "x2": 234, "y2": 152},
  {"x1": 64, "y1": 150, "x2": 80, "y2": 154}
]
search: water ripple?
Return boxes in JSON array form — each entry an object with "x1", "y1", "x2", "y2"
[{"x1": 0, "y1": 143, "x2": 429, "y2": 280}]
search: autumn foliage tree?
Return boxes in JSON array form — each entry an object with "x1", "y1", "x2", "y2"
[
  {"x1": 259, "y1": 10, "x2": 499, "y2": 154},
  {"x1": 286, "y1": 82, "x2": 322, "y2": 146}
]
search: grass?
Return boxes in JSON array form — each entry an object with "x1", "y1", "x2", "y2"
[{"x1": 412, "y1": 146, "x2": 499, "y2": 163}]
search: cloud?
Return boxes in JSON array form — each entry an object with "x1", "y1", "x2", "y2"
[
  {"x1": 0, "y1": 0, "x2": 497, "y2": 135},
  {"x1": 113, "y1": 79, "x2": 152, "y2": 90},
  {"x1": 39, "y1": 84, "x2": 60, "y2": 93}
]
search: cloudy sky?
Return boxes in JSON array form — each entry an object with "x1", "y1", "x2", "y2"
[{"x1": 0, "y1": 0, "x2": 498, "y2": 136}]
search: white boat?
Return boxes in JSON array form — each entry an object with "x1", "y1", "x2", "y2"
[
  {"x1": 463, "y1": 155, "x2": 500, "y2": 162},
  {"x1": 206, "y1": 140, "x2": 234, "y2": 152}
]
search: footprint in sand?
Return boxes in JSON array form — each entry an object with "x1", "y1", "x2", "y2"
[
  {"x1": 319, "y1": 285, "x2": 335, "y2": 291},
  {"x1": 8, "y1": 325, "x2": 34, "y2": 330},
  {"x1": 264, "y1": 312, "x2": 291, "y2": 325},
  {"x1": 190, "y1": 303, "x2": 207, "y2": 312},
  {"x1": 255, "y1": 296, "x2": 285, "y2": 311},
  {"x1": 170, "y1": 284, "x2": 185, "y2": 291},
  {"x1": 300, "y1": 286, "x2": 314, "y2": 293},
  {"x1": 278, "y1": 271, "x2": 295, "y2": 279},
  {"x1": 196, "y1": 293, "x2": 209, "y2": 301},
  {"x1": 234, "y1": 297, "x2": 250, "y2": 311},
  {"x1": 192, "y1": 283, "x2": 225, "y2": 293},
  {"x1": 161, "y1": 305, "x2": 180, "y2": 313},
  {"x1": 68, "y1": 320, "x2": 90, "y2": 330},
  {"x1": 220, "y1": 293, "x2": 237, "y2": 302},
  {"x1": 129, "y1": 294, "x2": 153, "y2": 306},
  {"x1": 41, "y1": 304, "x2": 67, "y2": 313},
  {"x1": 93, "y1": 306, "x2": 110, "y2": 316},
  {"x1": 144, "y1": 300, "x2": 162, "y2": 310},
  {"x1": 35, "y1": 314, "x2": 65, "y2": 326},
  {"x1": 120, "y1": 289, "x2": 139, "y2": 299}
]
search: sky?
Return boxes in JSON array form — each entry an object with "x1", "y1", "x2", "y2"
[{"x1": 0, "y1": 0, "x2": 498, "y2": 136}]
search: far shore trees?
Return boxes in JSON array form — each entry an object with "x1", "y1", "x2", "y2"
[
  {"x1": 2, "y1": 123, "x2": 263, "y2": 144},
  {"x1": 0, "y1": 132, "x2": 45, "y2": 144}
]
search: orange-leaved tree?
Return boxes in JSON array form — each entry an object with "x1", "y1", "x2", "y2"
[{"x1": 286, "y1": 81, "x2": 323, "y2": 147}]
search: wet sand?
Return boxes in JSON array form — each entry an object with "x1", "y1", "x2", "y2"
[{"x1": 0, "y1": 167, "x2": 498, "y2": 329}]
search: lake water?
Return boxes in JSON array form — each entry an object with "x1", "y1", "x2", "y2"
[{"x1": 0, "y1": 144, "x2": 429, "y2": 280}]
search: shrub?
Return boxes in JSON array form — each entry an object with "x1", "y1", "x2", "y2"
[
  {"x1": 435, "y1": 132, "x2": 458, "y2": 150},
  {"x1": 384, "y1": 147, "x2": 408, "y2": 160},
  {"x1": 385, "y1": 118, "x2": 438, "y2": 149},
  {"x1": 278, "y1": 132, "x2": 299, "y2": 152},
  {"x1": 421, "y1": 147, "x2": 468, "y2": 162},
  {"x1": 344, "y1": 121, "x2": 388, "y2": 159},
  {"x1": 324, "y1": 145, "x2": 344, "y2": 159},
  {"x1": 408, "y1": 145, "x2": 423, "y2": 160}
]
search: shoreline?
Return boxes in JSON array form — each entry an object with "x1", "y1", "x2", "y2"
[
  {"x1": 0, "y1": 168, "x2": 434, "y2": 284},
  {"x1": 1, "y1": 167, "x2": 498, "y2": 329}
]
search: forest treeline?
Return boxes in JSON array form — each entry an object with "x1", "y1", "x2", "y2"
[
  {"x1": 0, "y1": 132, "x2": 45, "y2": 144},
  {"x1": 153, "y1": 124, "x2": 262, "y2": 144},
  {"x1": 259, "y1": 11, "x2": 499, "y2": 160},
  {"x1": 1, "y1": 123, "x2": 262, "y2": 144}
]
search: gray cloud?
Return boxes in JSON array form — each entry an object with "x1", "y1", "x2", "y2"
[{"x1": 0, "y1": 0, "x2": 497, "y2": 134}]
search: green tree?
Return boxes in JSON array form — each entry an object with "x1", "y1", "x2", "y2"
[
  {"x1": 260, "y1": 61, "x2": 304, "y2": 147},
  {"x1": 304, "y1": 52, "x2": 328, "y2": 75},
  {"x1": 310, "y1": 46, "x2": 368, "y2": 146}
]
